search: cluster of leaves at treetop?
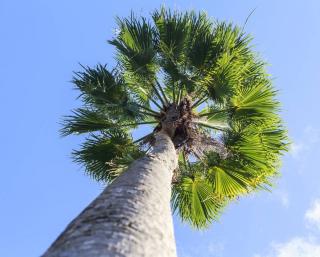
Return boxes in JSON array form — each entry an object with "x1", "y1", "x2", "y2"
[{"x1": 61, "y1": 8, "x2": 288, "y2": 229}]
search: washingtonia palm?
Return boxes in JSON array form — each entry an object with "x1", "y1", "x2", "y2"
[{"x1": 43, "y1": 8, "x2": 288, "y2": 257}]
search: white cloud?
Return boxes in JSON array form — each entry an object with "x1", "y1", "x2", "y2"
[
  {"x1": 207, "y1": 241, "x2": 224, "y2": 257},
  {"x1": 271, "y1": 190, "x2": 290, "y2": 208},
  {"x1": 255, "y1": 198, "x2": 320, "y2": 257},
  {"x1": 305, "y1": 199, "x2": 320, "y2": 230},
  {"x1": 254, "y1": 237, "x2": 320, "y2": 257},
  {"x1": 289, "y1": 125, "x2": 320, "y2": 159},
  {"x1": 254, "y1": 126, "x2": 320, "y2": 257},
  {"x1": 279, "y1": 191, "x2": 290, "y2": 208},
  {"x1": 289, "y1": 142, "x2": 306, "y2": 159}
]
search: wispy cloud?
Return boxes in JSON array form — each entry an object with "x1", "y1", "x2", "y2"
[
  {"x1": 269, "y1": 190, "x2": 290, "y2": 208},
  {"x1": 305, "y1": 199, "x2": 320, "y2": 230},
  {"x1": 254, "y1": 237, "x2": 320, "y2": 257},
  {"x1": 289, "y1": 142, "x2": 306, "y2": 159},
  {"x1": 277, "y1": 191, "x2": 290, "y2": 208},
  {"x1": 207, "y1": 241, "x2": 224, "y2": 257},
  {"x1": 254, "y1": 198, "x2": 320, "y2": 257},
  {"x1": 289, "y1": 125, "x2": 320, "y2": 159}
]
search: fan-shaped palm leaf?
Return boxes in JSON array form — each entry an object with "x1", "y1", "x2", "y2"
[
  {"x1": 62, "y1": 7, "x2": 288, "y2": 230},
  {"x1": 172, "y1": 173, "x2": 226, "y2": 228},
  {"x1": 73, "y1": 131, "x2": 143, "y2": 181}
]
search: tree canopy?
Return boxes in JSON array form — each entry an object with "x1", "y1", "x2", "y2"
[{"x1": 62, "y1": 8, "x2": 288, "y2": 229}]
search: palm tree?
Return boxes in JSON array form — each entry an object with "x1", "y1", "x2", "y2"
[{"x1": 43, "y1": 8, "x2": 288, "y2": 257}]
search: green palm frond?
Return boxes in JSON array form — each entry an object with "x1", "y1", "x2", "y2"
[
  {"x1": 231, "y1": 82, "x2": 279, "y2": 121},
  {"x1": 225, "y1": 121, "x2": 287, "y2": 169},
  {"x1": 153, "y1": 8, "x2": 191, "y2": 62},
  {"x1": 194, "y1": 121, "x2": 229, "y2": 132},
  {"x1": 195, "y1": 107, "x2": 230, "y2": 131},
  {"x1": 204, "y1": 55, "x2": 238, "y2": 104},
  {"x1": 61, "y1": 108, "x2": 158, "y2": 136},
  {"x1": 258, "y1": 123, "x2": 289, "y2": 154},
  {"x1": 199, "y1": 23, "x2": 255, "y2": 105},
  {"x1": 172, "y1": 173, "x2": 226, "y2": 229},
  {"x1": 208, "y1": 166, "x2": 249, "y2": 197},
  {"x1": 152, "y1": 9, "x2": 209, "y2": 95},
  {"x1": 109, "y1": 14, "x2": 158, "y2": 89},
  {"x1": 73, "y1": 64, "x2": 162, "y2": 122},
  {"x1": 186, "y1": 14, "x2": 215, "y2": 70},
  {"x1": 107, "y1": 149, "x2": 146, "y2": 178},
  {"x1": 199, "y1": 150, "x2": 275, "y2": 198},
  {"x1": 61, "y1": 108, "x2": 114, "y2": 136},
  {"x1": 198, "y1": 106, "x2": 231, "y2": 118},
  {"x1": 73, "y1": 131, "x2": 143, "y2": 181},
  {"x1": 225, "y1": 130, "x2": 271, "y2": 171},
  {"x1": 73, "y1": 64, "x2": 125, "y2": 106}
]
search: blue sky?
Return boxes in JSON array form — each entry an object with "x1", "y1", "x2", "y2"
[{"x1": 1, "y1": 0, "x2": 320, "y2": 256}]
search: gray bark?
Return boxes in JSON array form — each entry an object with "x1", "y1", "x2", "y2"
[{"x1": 42, "y1": 131, "x2": 178, "y2": 257}]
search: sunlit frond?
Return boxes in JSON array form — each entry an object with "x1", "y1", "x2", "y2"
[
  {"x1": 109, "y1": 13, "x2": 158, "y2": 91},
  {"x1": 194, "y1": 107, "x2": 230, "y2": 132},
  {"x1": 172, "y1": 173, "x2": 226, "y2": 229},
  {"x1": 231, "y1": 82, "x2": 279, "y2": 121}
]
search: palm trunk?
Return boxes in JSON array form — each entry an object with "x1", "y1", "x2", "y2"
[{"x1": 42, "y1": 131, "x2": 178, "y2": 257}]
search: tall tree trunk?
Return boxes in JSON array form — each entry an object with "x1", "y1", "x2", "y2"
[{"x1": 42, "y1": 132, "x2": 178, "y2": 257}]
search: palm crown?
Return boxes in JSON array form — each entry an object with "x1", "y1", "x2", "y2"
[{"x1": 62, "y1": 8, "x2": 288, "y2": 229}]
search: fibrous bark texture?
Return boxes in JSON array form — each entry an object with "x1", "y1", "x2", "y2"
[{"x1": 42, "y1": 132, "x2": 178, "y2": 257}]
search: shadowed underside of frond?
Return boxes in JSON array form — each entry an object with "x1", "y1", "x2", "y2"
[{"x1": 61, "y1": 8, "x2": 288, "y2": 229}]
